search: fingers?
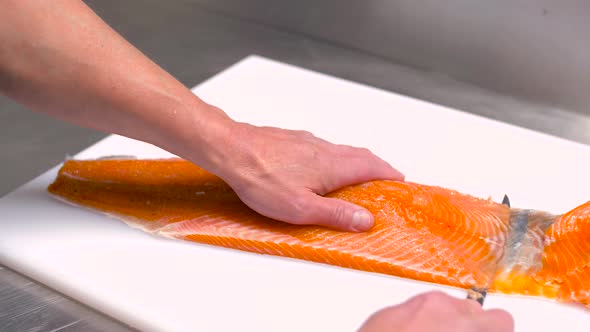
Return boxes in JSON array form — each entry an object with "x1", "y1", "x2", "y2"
[
  {"x1": 219, "y1": 124, "x2": 405, "y2": 232},
  {"x1": 456, "y1": 297, "x2": 485, "y2": 315},
  {"x1": 357, "y1": 291, "x2": 515, "y2": 332},
  {"x1": 407, "y1": 291, "x2": 482, "y2": 316},
  {"x1": 352, "y1": 149, "x2": 405, "y2": 181},
  {"x1": 327, "y1": 147, "x2": 405, "y2": 191},
  {"x1": 294, "y1": 192, "x2": 375, "y2": 232},
  {"x1": 477, "y1": 309, "x2": 515, "y2": 332},
  {"x1": 413, "y1": 292, "x2": 514, "y2": 332}
]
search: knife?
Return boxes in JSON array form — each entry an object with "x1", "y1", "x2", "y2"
[{"x1": 466, "y1": 194, "x2": 510, "y2": 305}]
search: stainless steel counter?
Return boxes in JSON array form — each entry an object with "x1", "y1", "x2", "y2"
[
  {"x1": 2, "y1": 0, "x2": 589, "y2": 331},
  {"x1": 0, "y1": 267, "x2": 133, "y2": 332}
]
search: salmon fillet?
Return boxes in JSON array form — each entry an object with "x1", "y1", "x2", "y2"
[
  {"x1": 536, "y1": 201, "x2": 590, "y2": 305},
  {"x1": 46, "y1": 158, "x2": 590, "y2": 307}
]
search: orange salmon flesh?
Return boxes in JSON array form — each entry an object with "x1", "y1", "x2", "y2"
[{"x1": 47, "y1": 159, "x2": 590, "y2": 308}]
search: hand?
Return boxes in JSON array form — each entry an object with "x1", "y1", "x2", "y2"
[
  {"x1": 0, "y1": 0, "x2": 403, "y2": 234},
  {"x1": 358, "y1": 291, "x2": 514, "y2": 332},
  {"x1": 208, "y1": 119, "x2": 405, "y2": 232}
]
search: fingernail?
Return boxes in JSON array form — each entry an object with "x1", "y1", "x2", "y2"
[{"x1": 352, "y1": 210, "x2": 373, "y2": 231}]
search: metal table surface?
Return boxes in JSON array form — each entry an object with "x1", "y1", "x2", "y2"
[{"x1": 2, "y1": 1, "x2": 590, "y2": 331}]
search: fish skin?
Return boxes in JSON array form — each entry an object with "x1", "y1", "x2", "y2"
[{"x1": 47, "y1": 158, "x2": 590, "y2": 307}]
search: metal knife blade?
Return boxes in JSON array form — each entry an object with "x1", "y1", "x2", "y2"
[
  {"x1": 466, "y1": 194, "x2": 510, "y2": 305},
  {"x1": 502, "y1": 194, "x2": 510, "y2": 207}
]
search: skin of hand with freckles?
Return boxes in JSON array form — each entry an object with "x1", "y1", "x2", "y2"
[
  {"x1": 0, "y1": 0, "x2": 404, "y2": 232},
  {"x1": 357, "y1": 291, "x2": 515, "y2": 332}
]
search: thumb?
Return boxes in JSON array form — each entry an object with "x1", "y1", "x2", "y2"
[
  {"x1": 296, "y1": 192, "x2": 375, "y2": 232},
  {"x1": 477, "y1": 309, "x2": 515, "y2": 332}
]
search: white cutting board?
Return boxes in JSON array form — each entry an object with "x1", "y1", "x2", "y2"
[{"x1": 1, "y1": 55, "x2": 590, "y2": 332}]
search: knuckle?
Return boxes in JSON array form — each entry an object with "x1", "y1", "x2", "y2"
[
  {"x1": 297, "y1": 130, "x2": 314, "y2": 139},
  {"x1": 288, "y1": 194, "x2": 312, "y2": 224},
  {"x1": 345, "y1": 146, "x2": 376, "y2": 159},
  {"x1": 357, "y1": 147, "x2": 373, "y2": 155},
  {"x1": 463, "y1": 298, "x2": 484, "y2": 313},
  {"x1": 410, "y1": 292, "x2": 432, "y2": 307},
  {"x1": 329, "y1": 203, "x2": 349, "y2": 226},
  {"x1": 422, "y1": 291, "x2": 448, "y2": 303},
  {"x1": 417, "y1": 291, "x2": 454, "y2": 311},
  {"x1": 408, "y1": 292, "x2": 431, "y2": 305},
  {"x1": 484, "y1": 309, "x2": 515, "y2": 330}
]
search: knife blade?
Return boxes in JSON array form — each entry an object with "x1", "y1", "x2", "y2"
[{"x1": 466, "y1": 194, "x2": 510, "y2": 305}]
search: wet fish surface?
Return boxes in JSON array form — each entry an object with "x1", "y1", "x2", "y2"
[{"x1": 47, "y1": 158, "x2": 590, "y2": 308}]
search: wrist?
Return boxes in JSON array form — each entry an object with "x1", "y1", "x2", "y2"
[{"x1": 155, "y1": 99, "x2": 239, "y2": 175}]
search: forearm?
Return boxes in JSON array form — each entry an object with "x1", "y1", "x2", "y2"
[
  {"x1": 0, "y1": 1, "x2": 406, "y2": 232},
  {"x1": 0, "y1": 0, "x2": 232, "y2": 171}
]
